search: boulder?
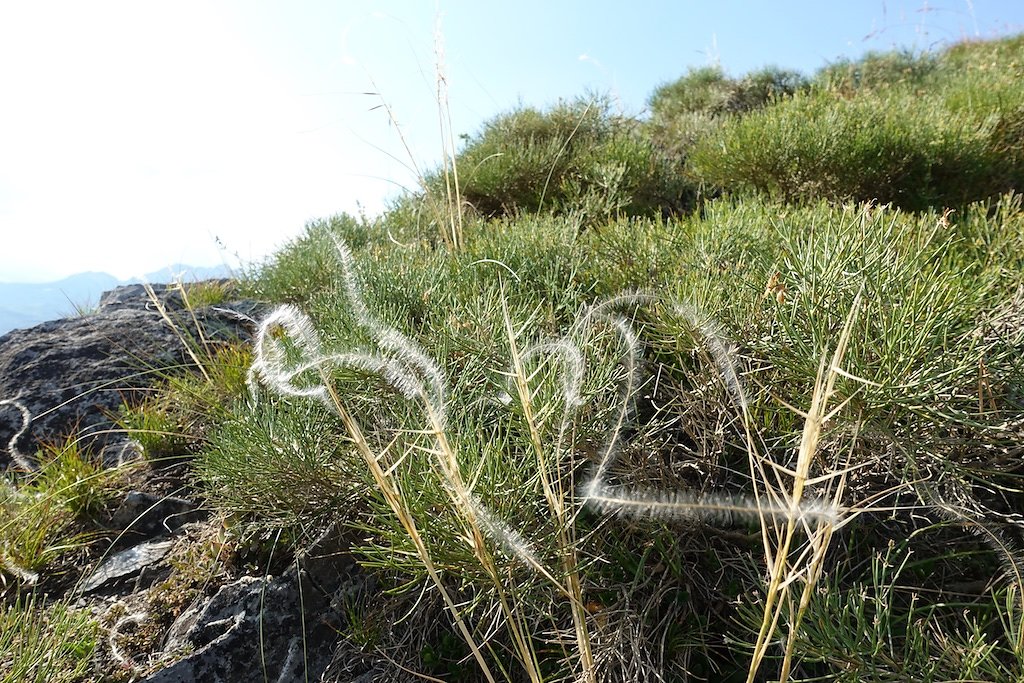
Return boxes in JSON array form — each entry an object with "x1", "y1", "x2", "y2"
[
  {"x1": 0, "y1": 283, "x2": 263, "y2": 469},
  {"x1": 144, "y1": 569, "x2": 339, "y2": 683},
  {"x1": 137, "y1": 526, "x2": 382, "y2": 683}
]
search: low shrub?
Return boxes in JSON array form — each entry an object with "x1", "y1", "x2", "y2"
[
  {"x1": 196, "y1": 192, "x2": 1024, "y2": 679},
  {"x1": 650, "y1": 65, "x2": 807, "y2": 120},
  {"x1": 645, "y1": 65, "x2": 807, "y2": 175},
  {"x1": 687, "y1": 86, "x2": 1018, "y2": 209},
  {"x1": 813, "y1": 49, "x2": 937, "y2": 93},
  {"x1": 424, "y1": 96, "x2": 694, "y2": 222}
]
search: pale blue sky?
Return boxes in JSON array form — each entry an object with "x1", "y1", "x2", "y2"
[{"x1": 1, "y1": 1, "x2": 1020, "y2": 283}]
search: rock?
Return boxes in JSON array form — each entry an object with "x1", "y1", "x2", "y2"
[
  {"x1": 138, "y1": 526, "x2": 382, "y2": 683},
  {"x1": 110, "y1": 491, "x2": 207, "y2": 540},
  {"x1": 0, "y1": 282, "x2": 263, "y2": 469},
  {"x1": 78, "y1": 538, "x2": 176, "y2": 594},
  {"x1": 145, "y1": 569, "x2": 338, "y2": 683}
]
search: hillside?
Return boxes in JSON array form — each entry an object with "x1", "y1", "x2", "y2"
[{"x1": 3, "y1": 34, "x2": 1024, "y2": 683}]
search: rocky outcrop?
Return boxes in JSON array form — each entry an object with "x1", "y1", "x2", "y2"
[
  {"x1": 144, "y1": 568, "x2": 340, "y2": 683},
  {"x1": 0, "y1": 283, "x2": 386, "y2": 682},
  {"x1": 0, "y1": 282, "x2": 263, "y2": 469}
]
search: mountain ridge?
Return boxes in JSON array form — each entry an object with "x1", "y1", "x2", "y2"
[{"x1": 0, "y1": 264, "x2": 234, "y2": 336}]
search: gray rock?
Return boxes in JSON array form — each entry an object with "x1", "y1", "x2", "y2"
[
  {"x1": 78, "y1": 538, "x2": 176, "y2": 594},
  {"x1": 145, "y1": 569, "x2": 337, "y2": 683},
  {"x1": 140, "y1": 527, "x2": 380, "y2": 682},
  {"x1": 110, "y1": 491, "x2": 206, "y2": 539},
  {"x1": 0, "y1": 282, "x2": 263, "y2": 469}
]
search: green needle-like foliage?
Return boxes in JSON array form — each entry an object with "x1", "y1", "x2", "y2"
[{"x1": 12, "y1": 31, "x2": 1024, "y2": 683}]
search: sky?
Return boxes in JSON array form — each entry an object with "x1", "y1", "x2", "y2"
[{"x1": 1, "y1": 1, "x2": 1021, "y2": 284}]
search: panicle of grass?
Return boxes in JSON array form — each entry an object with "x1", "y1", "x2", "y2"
[
  {"x1": 102, "y1": 438, "x2": 144, "y2": 469},
  {"x1": 518, "y1": 341, "x2": 586, "y2": 411},
  {"x1": 927, "y1": 492, "x2": 1024, "y2": 655},
  {"x1": 568, "y1": 295, "x2": 650, "y2": 498},
  {"x1": 467, "y1": 496, "x2": 548, "y2": 580},
  {"x1": 741, "y1": 292, "x2": 862, "y2": 683},
  {"x1": 248, "y1": 304, "x2": 327, "y2": 401},
  {"x1": 332, "y1": 237, "x2": 447, "y2": 425},
  {"x1": 672, "y1": 303, "x2": 749, "y2": 412},
  {"x1": 249, "y1": 304, "x2": 437, "y2": 415},
  {"x1": 584, "y1": 483, "x2": 840, "y2": 527},
  {"x1": 557, "y1": 285, "x2": 861, "y2": 682},
  {"x1": 108, "y1": 610, "x2": 148, "y2": 671},
  {"x1": 503, "y1": 296, "x2": 595, "y2": 683},
  {"x1": 0, "y1": 398, "x2": 36, "y2": 472},
  {"x1": 507, "y1": 284, "x2": 849, "y2": 681}
]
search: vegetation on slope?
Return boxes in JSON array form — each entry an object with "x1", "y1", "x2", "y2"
[
  {"x1": 3, "y1": 32, "x2": 1024, "y2": 683},
  {"x1": 688, "y1": 35, "x2": 1024, "y2": 209}
]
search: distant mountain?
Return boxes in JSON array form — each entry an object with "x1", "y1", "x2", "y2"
[
  {"x1": 0, "y1": 265, "x2": 233, "y2": 336},
  {"x1": 141, "y1": 264, "x2": 238, "y2": 283}
]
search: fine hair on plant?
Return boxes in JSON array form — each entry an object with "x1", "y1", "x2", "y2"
[
  {"x1": 108, "y1": 609, "x2": 148, "y2": 672},
  {"x1": 539, "y1": 287, "x2": 871, "y2": 682},
  {"x1": 246, "y1": 235, "x2": 881, "y2": 681},
  {"x1": 0, "y1": 398, "x2": 36, "y2": 472},
  {"x1": 922, "y1": 485, "x2": 1024, "y2": 657},
  {"x1": 249, "y1": 238, "x2": 567, "y2": 682}
]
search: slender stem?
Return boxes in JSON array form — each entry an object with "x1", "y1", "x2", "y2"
[{"x1": 322, "y1": 378, "x2": 499, "y2": 683}]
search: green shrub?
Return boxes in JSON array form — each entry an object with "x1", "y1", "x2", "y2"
[
  {"x1": 687, "y1": 87, "x2": 1014, "y2": 209},
  {"x1": 813, "y1": 49, "x2": 937, "y2": 93},
  {"x1": 731, "y1": 66, "x2": 808, "y2": 111},
  {"x1": 645, "y1": 66, "x2": 806, "y2": 194},
  {"x1": 649, "y1": 66, "x2": 738, "y2": 119},
  {"x1": 683, "y1": 36, "x2": 1024, "y2": 209},
  {"x1": 939, "y1": 33, "x2": 1024, "y2": 73},
  {"x1": 196, "y1": 399, "x2": 366, "y2": 542},
  {"x1": 650, "y1": 65, "x2": 806, "y2": 119},
  {"x1": 429, "y1": 96, "x2": 693, "y2": 222}
]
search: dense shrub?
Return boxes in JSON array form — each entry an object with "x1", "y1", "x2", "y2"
[
  {"x1": 649, "y1": 66, "x2": 737, "y2": 119},
  {"x1": 425, "y1": 97, "x2": 694, "y2": 222},
  {"x1": 813, "y1": 49, "x2": 937, "y2": 93},
  {"x1": 688, "y1": 90, "x2": 991, "y2": 208},
  {"x1": 645, "y1": 65, "x2": 808, "y2": 182},
  {"x1": 650, "y1": 65, "x2": 806, "y2": 120},
  {"x1": 688, "y1": 35, "x2": 1024, "y2": 209},
  {"x1": 940, "y1": 32, "x2": 1024, "y2": 72}
]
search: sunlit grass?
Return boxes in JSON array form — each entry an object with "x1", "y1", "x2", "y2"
[
  {"x1": 5, "y1": 31, "x2": 1024, "y2": 683},
  {"x1": 202, "y1": 186, "x2": 1024, "y2": 679},
  {"x1": 0, "y1": 591, "x2": 98, "y2": 683}
]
